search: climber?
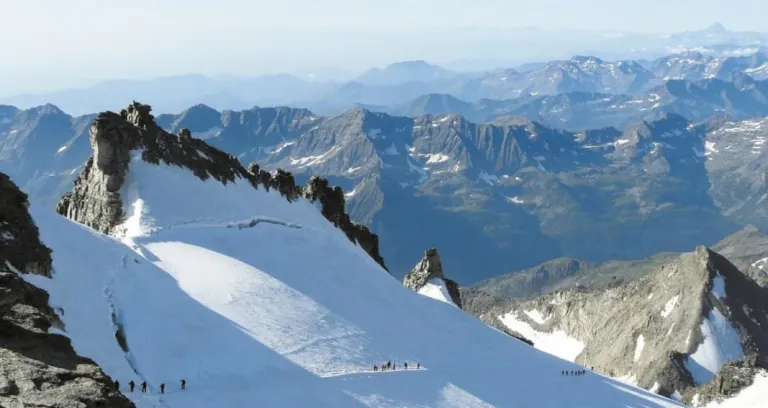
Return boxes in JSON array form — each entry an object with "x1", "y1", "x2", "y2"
[
  {"x1": 160, "y1": 383, "x2": 165, "y2": 394},
  {"x1": 404, "y1": 362, "x2": 408, "y2": 370},
  {"x1": 141, "y1": 381, "x2": 147, "y2": 393},
  {"x1": 417, "y1": 363, "x2": 421, "y2": 369},
  {"x1": 374, "y1": 365, "x2": 378, "y2": 372},
  {"x1": 181, "y1": 379, "x2": 186, "y2": 390},
  {"x1": 114, "y1": 380, "x2": 120, "y2": 390},
  {"x1": 129, "y1": 380, "x2": 135, "y2": 392}
]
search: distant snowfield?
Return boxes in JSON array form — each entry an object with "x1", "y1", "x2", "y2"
[{"x1": 25, "y1": 157, "x2": 682, "y2": 408}]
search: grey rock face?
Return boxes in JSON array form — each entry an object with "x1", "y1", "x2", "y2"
[
  {"x1": 403, "y1": 249, "x2": 462, "y2": 308},
  {"x1": 469, "y1": 246, "x2": 768, "y2": 399},
  {"x1": 0, "y1": 172, "x2": 134, "y2": 408}
]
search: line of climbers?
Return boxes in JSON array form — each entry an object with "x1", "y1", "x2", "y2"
[
  {"x1": 562, "y1": 369, "x2": 587, "y2": 376},
  {"x1": 114, "y1": 379, "x2": 186, "y2": 394},
  {"x1": 373, "y1": 361, "x2": 421, "y2": 372}
]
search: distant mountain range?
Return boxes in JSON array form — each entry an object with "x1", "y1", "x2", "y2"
[
  {"x1": 4, "y1": 102, "x2": 768, "y2": 285},
  {"x1": 375, "y1": 75, "x2": 768, "y2": 130},
  {"x1": 4, "y1": 50, "x2": 768, "y2": 117}
]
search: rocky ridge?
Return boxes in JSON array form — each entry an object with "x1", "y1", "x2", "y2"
[
  {"x1": 403, "y1": 248, "x2": 462, "y2": 308},
  {"x1": 0, "y1": 172, "x2": 134, "y2": 408},
  {"x1": 467, "y1": 246, "x2": 768, "y2": 399},
  {"x1": 56, "y1": 102, "x2": 387, "y2": 270},
  {"x1": 684, "y1": 354, "x2": 768, "y2": 406}
]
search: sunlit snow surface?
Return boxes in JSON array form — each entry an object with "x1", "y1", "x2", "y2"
[
  {"x1": 26, "y1": 157, "x2": 682, "y2": 408},
  {"x1": 685, "y1": 308, "x2": 745, "y2": 385},
  {"x1": 417, "y1": 279, "x2": 456, "y2": 307}
]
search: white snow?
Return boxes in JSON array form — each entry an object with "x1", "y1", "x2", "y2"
[
  {"x1": 701, "y1": 371, "x2": 768, "y2": 408},
  {"x1": 57, "y1": 145, "x2": 69, "y2": 154},
  {"x1": 498, "y1": 313, "x2": 585, "y2": 362},
  {"x1": 417, "y1": 279, "x2": 456, "y2": 307},
  {"x1": 711, "y1": 273, "x2": 726, "y2": 300},
  {"x1": 346, "y1": 167, "x2": 363, "y2": 174},
  {"x1": 634, "y1": 335, "x2": 645, "y2": 362},
  {"x1": 524, "y1": 309, "x2": 548, "y2": 325},
  {"x1": 650, "y1": 382, "x2": 661, "y2": 394},
  {"x1": 661, "y1": 295, "x2": 680, "y2": 318},
  {"x1": 1, "y1": 231, "x2": 13, "y2": 241},
  {"x1": 704, "y1": 141, "x2": 719, "y2": 155},
  {"x1": 505, "y1": 196, "x2": 525, "y2": 204},
  {"x1": 615, "y1": 139, "x2": 631, "y2": 146},
  {"x1": 685, "y1": 308, "x2": 745, "y2": 385},
  {"x1": 425, "y1": 153, "x2": 450, "y2": 164},
  {"x1": 751, "y1": 257, "x2": 768, "y2": 270},
  {"x1": 22, "y1": 155, "x2": 683, "y2": 408},
  {"x1": 344, "y1": 189, "x2": 357, "y2": 199},
  {"x1": 478, "y1": 170, "x2": 498, "y2": 185},
  {"x1": 289, "y1": 146, "x2": 340, "y2": 168},
  {"x1": 271, "y1": 141, "x2": 295, "y2": 154}
]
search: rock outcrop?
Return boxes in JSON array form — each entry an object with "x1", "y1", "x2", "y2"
[
  {"x1": 684, "y1": 354, "x2": 768, "y2": 406},
  {"x1": 468, "y1": 245, "x2": 768, "y2": 399},
  {"x1": 57, "y1": 102, "x2": 386, "y2": 270},
  {"x1": 403, "y1": 248, "x2": 462, "y2": 308},
  {"x1": 1, "y1": 172, "x2": 134, "y2": 408}
]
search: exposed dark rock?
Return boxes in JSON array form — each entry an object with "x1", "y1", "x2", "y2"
[
  {"x1": 0, "y1": 172, "x2": 134, "y2": 408},
  {"x1": 303, "y1": 176, "x2": 387, "y2": 270},
  {"x1": 402, "y1": 248, "x2": 462, "y2": 308},
  {"x1": 0, "y1": 173, "x2": 53, "y2": 277}
]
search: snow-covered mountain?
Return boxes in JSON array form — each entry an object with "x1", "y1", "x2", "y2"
[
  {"x1": 465, "y1": 245, "x2": 768, "y2": 405},
  {"x1": 652, "y1": 52, "x2": 768, "y2": 81},
  {"x1": 7, "y1": 102, "x2": 684, "y2": 407},
  {"x1": 385, "y1": 76, "x2": 768, "y2": 130}
]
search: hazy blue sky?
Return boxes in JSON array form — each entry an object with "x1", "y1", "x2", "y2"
[{"x1": 1, "y1": 0, "x2": 765, "y2": 95}]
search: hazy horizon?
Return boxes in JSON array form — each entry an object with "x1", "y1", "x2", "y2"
[{"x1": 2, "y1": 0, "x2": 766, "y2": 96}]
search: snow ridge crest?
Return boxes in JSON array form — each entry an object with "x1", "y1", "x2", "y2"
[{"x1": 56, "y1": 101, "x2": 387, "y2": 269}]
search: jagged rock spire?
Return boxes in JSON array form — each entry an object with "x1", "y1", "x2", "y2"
[{"x1": 403, "y1": 248, "x2": 462, "y2": 308}]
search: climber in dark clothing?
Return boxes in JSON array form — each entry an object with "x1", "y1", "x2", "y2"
[
  {"x1": 416, "y1": 363, "x2": 420, "y2": 369},
  {"x1": 160, "y1": 383, "x2": 165, "y2": 394},
  {"x1": 141, "y1": 381, "x2": 147, "y2": 393},
  {"x1": 114, "y1": 380, "x2": 120, "y2": 390},
  {"x1": 404, "y1": 362, "x2": 408, "y2": 370},
  {"x1": 374, "y1": 365, "x2": 378, "y2": 372},
  {"x1": 129, "y1": 380, "x2": 135, "y2": 392},
  {"x1": 393, "y1": 363, "x2": 397, "y2": 370},
  {"x1": 181, "y1": 379, "x2": 186, "y2": 390}
]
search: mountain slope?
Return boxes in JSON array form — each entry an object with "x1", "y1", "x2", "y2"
[
  {"x1": 19, "y1": 103, "x2": 682, "y2": 408},
  {"x1": 468, "y1": 246, "x2": 768, "y2": 402},
  {"x1": 0, "y1": 172, "x2": 134, "y2": 408}
]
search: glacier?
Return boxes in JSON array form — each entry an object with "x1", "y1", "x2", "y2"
[{"x1": 23, "y1": 156, "x2": 683, "y2": 407}]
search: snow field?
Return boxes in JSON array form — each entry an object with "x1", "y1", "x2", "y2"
[{"x1": 25, "y1": 157, "x2": 683, "y2": 407}]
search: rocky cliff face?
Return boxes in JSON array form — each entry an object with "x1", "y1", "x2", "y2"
[
  {"x1": 469, "y1": 246, "x2": 768, "y2": 399},
  {"x1": 403, "y1": 248, "x2": 462, "y2": 308},
  {"x1": 56, "y1": 102, "x2": 386, "y2": 270},
  {"x1": 0, "y1": 172, "x2": 134, "y2": 408}
]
